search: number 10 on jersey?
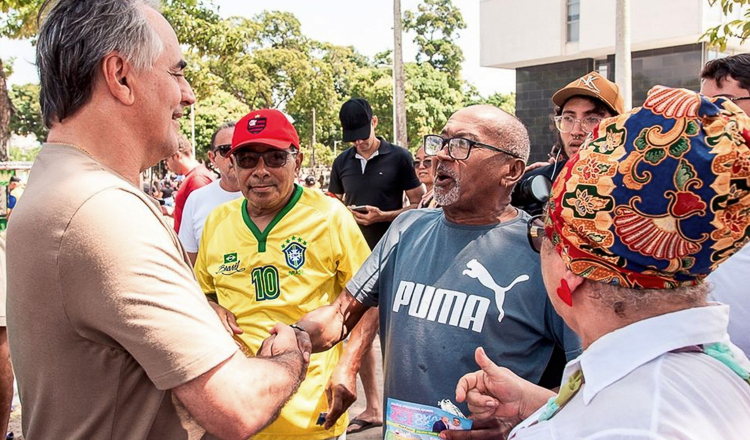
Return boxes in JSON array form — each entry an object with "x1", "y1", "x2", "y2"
[{"x1": 251, "y1": 265, "x2": 280, "y2": 301}]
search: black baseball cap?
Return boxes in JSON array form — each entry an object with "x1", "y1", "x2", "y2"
[{"x1": 339, "y1": 98, "x2": 373, "y2": 142}]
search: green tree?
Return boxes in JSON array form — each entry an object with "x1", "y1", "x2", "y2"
[
  {"x1": 466, "y1": 90, "x2": 516, "y2": 115},
  {"x1": 403, "y1": 0, "x2": 467, "y2": 78},
  {"x1": 0, "y1": 0, "x2": 43, "y2": 161},
  {"x1": 701, "y1": 0, "x2": 750, "y2": 50},
  {"x1": 9, "y1": 83, "x2": 47, "y2": 141},
  {"x1": 348, "y1": 62, "x2": 464, "y2": 152},
  {"x1": 179, "y1": 90, "x2": 249, "y2": 160},
  {"x1": 9, "y1": 145, "x2": 40, "y2": 162}
]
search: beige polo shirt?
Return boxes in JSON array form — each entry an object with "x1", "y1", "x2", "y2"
[
  {"x1": 0, "y1": 233, "x2": 6, "y2": 327},
  {"x1": 6, "y1": 144, "x2": 238, "y2": 439}
]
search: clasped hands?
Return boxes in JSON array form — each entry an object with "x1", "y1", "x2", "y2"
[{"x1": 208, "y1": 301, "x2": 311, "y2": 364}]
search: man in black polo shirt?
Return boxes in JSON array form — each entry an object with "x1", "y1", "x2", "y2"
[
  {"x1": 330, "y1": 98, "x2": 424, "y2": 249},
  {"x1": 328, "y1": 97, "x2": 423, "y2": 433}
]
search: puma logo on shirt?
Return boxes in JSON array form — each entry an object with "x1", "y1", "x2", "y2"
[
  {"x1": 391, "y1": 259, "x2": 530, "y2": 332},
  {"x1": 462, "y1": 259, "x2": 529, "y2": 323}
]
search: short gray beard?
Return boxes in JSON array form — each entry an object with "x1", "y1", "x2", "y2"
[{"x1": 433, "y1": 165, "x2": 461, "y2": 206}]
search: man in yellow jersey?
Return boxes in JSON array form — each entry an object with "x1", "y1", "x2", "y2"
[{"x1": 194, "y1": 108, "x2": 371, "y2": 440}]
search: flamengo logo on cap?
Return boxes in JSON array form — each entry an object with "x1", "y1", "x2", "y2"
[{"x1": 248, "y1": 116, "x2": 267, "y2": 134}]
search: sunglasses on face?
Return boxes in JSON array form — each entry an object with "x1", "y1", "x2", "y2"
[
  {"x1": 413, "y1": 159, "x2": 433, "y2": 169},
  {"x1": 214, "y1": 144, "x2": 232, "y2": 157},
  {"x1": 233, "y1": 149, "x2": 297, "y2": 169}
]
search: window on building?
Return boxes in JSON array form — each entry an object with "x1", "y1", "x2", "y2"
[
  {"x1": 595, "y1": 59, "x2": 609, "y2": 80},
  {"x1": 567, "y1": 0, "x2": 580, "y2": 42}
]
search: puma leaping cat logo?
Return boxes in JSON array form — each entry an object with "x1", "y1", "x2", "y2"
[{"x1": 462, "y1": 259, "x2": 529, "y2": 323}]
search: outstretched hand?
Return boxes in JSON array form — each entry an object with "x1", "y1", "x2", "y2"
[{"x1": 441, "y1": 347, "x2": 554, "y2": 440}]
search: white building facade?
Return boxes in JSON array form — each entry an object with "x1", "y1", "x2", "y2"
[{"x1": 480, "y1": 0, "x2": 747, "y2": 160}]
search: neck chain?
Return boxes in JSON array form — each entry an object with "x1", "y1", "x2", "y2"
[{"x1": 49, "y1": 142, "x2": 95, "y2": 159}]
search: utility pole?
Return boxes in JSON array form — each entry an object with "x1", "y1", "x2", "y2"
[
  {"x1": 393, "y1": 0, "x2": 407, "y2": 147},
  {"x1": 311, "y1": 107, "x2": 316, "y2": 167},
  {"x1": 616, "y1": 0, "x2": 632, "y2": 111}
]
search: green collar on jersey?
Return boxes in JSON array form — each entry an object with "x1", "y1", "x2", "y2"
[{"x1": 241, "y1": 184, "x2": 304, "y2": 252}]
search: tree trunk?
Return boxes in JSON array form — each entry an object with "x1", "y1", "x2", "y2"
[{"x1": 0, "y1": 58, "x2": 11, "y2": 162}]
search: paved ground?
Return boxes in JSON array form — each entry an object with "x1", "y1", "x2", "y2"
[
  {"x1": 4, "y1": 338, "x2": 385, "y2": 440},
  {"x1": 346, "y1": 338, "x2": 384, "y2": 440}
]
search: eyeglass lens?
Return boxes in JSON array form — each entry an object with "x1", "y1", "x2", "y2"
[
  {"x1": 556, "y1": 116, "x2": 601, "y2": 133},
  {"x1": 235, "y1": 150, "x2": 292, "y2": 169}
]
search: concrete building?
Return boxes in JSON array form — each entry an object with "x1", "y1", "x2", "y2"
[{"x1": 480, "y1": 0, "x2": 748, "y2": 161}]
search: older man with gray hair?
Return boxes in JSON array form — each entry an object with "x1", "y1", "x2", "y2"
[
  {"x1": 7, "y1": 1, "x2": 308, "y2": 439},
  {"x1": 287, "y1": 105, "x2": 581, "y2": 431}
]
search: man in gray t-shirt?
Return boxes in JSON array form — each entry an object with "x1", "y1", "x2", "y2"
[
  {"x1": 347, "y1": 208, "x2": 579, "y2": 411},
  {"x1": 287, "y1": 105, "x2": 581, "y2": 431}
]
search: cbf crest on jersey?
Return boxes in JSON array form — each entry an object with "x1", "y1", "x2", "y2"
[{"x1": 281, "y1": 236, "x2": 307, "y2": 275}]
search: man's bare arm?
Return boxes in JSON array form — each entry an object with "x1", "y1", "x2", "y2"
[
  {"x1": 187, "y1": 251, "x2": 197, "y2": 266},
  {"x1": 295, "y1": 288, "x2": 370, "y2": 352},
  {"x1": 322, "y1": 306, "x2": 380, "y2": 428},
  {"x1": 173, "y1": 325, "x2": 307, "y2": 440},
  {"x1": 0, "y1": 328, "x2": 13, "y2": 437}
]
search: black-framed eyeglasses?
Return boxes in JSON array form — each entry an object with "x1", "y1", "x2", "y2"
[
  {"x1": 233, "y1": 149, "x2": 297, "y2": 169},
  {"x1": 527, "y1": 215, "x2": 545, "y2": 253},
  {"x1": 423, "y1": 135, "x2": 522, "y2": 160},
  {"x1": 727, "y1": 96, "x2": 750, "y2": 104},
  {"x1": 553, "y1": 115, "x2": 602, "y2": 134},
  {"x1": 413, "y1": 159, "x2": 433, "y2": 169},
  {"x1": 215, "y1": 144, "x2": 232, "y2": 157}
]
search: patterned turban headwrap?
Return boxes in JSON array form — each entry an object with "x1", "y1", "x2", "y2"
[{"x1": 545, "y1": 86, "x2": 750, "y2": 289}]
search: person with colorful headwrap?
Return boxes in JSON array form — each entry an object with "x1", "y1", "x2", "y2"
[{"x1": 447, "y1": 86, "x2": 750, "y2": 440}]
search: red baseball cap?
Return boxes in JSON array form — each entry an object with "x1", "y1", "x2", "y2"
[{"x1": 228, "y1": 109, "x2": 300, "y2": 156}]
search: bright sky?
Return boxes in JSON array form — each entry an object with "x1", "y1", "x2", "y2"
[{"x1": 2, "y1": 0, "x2": 515, "y2": 96}]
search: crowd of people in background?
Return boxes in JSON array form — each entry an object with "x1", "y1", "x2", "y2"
[{"x1": 2, "y1": 1, "x2": 750, "y2": 440}]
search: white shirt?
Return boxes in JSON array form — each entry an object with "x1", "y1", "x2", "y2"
[
  {"x1": 177, "y1": 179, "x2": 241, "y2": 253},
  {"x1": 708, "y1": 243, "x2": 750, "y2": 355},
  {"x1": 510, "y1": 304, "x2": 750, "y2": 440}
]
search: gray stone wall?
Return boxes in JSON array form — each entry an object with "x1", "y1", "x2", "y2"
[
  {"x1": 630, "y1": 44, "x2": 703, "y2": 105},
  {"x1": 514, "y1": 44, "x2": 704, "y2": 163},
  {"x1": 516, "y1": 59, "x2": 594, "y2": 164}
]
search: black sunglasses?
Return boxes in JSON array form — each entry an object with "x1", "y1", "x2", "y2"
[
  {"x1": 215, "y1": 144, "x2": 232, "y2": 157},
  {"x1": 527, "y1": 215, "x2": 545, "y2": 253},
  {"x1": 413, "y1": 159, "x2": 433, "y2": 169},
  {"x1": 233, "y1": 149, "x2": 297, "y2": 169}
]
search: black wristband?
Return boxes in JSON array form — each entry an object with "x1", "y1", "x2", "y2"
[{"x1": 290, "y1": 324, "x2": 308, "y2": 333}]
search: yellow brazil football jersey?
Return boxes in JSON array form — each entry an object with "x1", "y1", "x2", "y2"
[{"x1": 194, "y1": 185, "x2": 370, "y2": 440}]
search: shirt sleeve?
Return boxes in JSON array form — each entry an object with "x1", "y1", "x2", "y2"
[
  {"x1": 177, "y1": 192, "x2": 199, "y2": 253},
  {"x1": 0, "y1": 234, "x2": 6, "y2": 327},
  {"x1": 58, "y1": 188, "x2": 236, "y2": 390},
  {"x1": 346, "y1": 210, "x2": 416, "y2": 306},
  {"x1": 330, "y1": 202, "x2": 370, "y2": 292},
  {"x1": 328, "y1": 157, "x2": 345, "y2": 195},
  {"x1": 194, "y1": 210, "x2": 217, "y2": 295}
]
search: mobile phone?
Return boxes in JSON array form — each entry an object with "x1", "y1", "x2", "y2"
[{"x1": 351, "y1": 205, "x2": 369, "y2": 213}]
